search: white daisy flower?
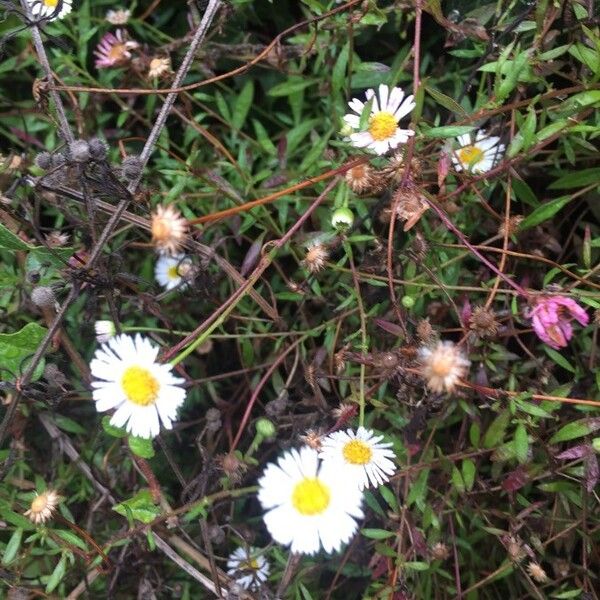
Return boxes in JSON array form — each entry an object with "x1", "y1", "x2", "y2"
[
  {"x1": 452, "y1": 130, "x2": 504, "y2": 174},
  {"x1": 94, "y1": 320, "x2": 116, "y2": 343},
  {"x1": 90, "y1": 334, "x2": 186, "y2": 439},
  {"x1": 344, "y1": 84, "x2": 415, "y2": 155},
  {"x1": 226, "y1": 547, "x2": 270, "y2": 590},
  {"x1": 258, "y1": 446, "x2": 363, "y2": 555},
  {"x1": 106, "y1": 8, "x2": 131, "y2": 25},
  {"x1": 319, "y1": 427, "x2": 396, "y2": 490},
  {"x1": 154, "y1": 254, "x2": 191, "y2": 291},
  {"x1": 418, "y1": 340, "x2": 470, "y2": 393},
  {"x1": 27, "y1": 0, "x2": 72, "y2": 20}
]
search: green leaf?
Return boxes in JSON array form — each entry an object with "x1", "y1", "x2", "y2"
[
  {"x1": 361, "y1": 528, "x2": 396, "y2": 540},
  {"x1": 128, "y1": 436, "x2": 155, "y2": 459},
  {"x1": 518, "y1": 196, "x2": 572, "y2": 230},
  {"x1": 423, "y1": 125, "x2": 474, "y2": 138},
  {"x1": 54, "y1": 415, "x2": 87, "y2": 435},
  {"x1": 425, "y1": 84, "x2": 467, "y2": 117},
  {"x1": 451, "y1": 466, "x2": 465, "y2": 493},
  {"x1": 404, "y1": 561, "x2": 430, "y2": 571},
  {"x1": 2, "y1": 528, "x2": 23, "y2": 565},
  {"x1": 113, "y1": 489, "x2": 161, "y2": 524},
  {"x1": 0, "y1": 223, "x2": 29, "y2": 251},
  {"x1": 514, "y1": 423, "x2": 529, "y2": 464},
  {"x1": 0, "y1": 322, "x2": 48, "y2": 381},
  {"x1": 102, "y1": 416, "x2": 127, "y2": 438},
  {"x1": 543, "y1": 347, "x2": 575, "y2": 373},
  {"x1": 549, "y1": 418, "x2": 600, "y2": 445},
  {"x1": 548, "y1": 168, "x2": 600, "y2": 189},
  {"x1": 462, "y1": 459, "x2": 476, "y2": 491},
  {"x1": 267, "y1": 78, "x2": 318, "y2": 97},
  {"x1": 332, "y1": 42, "x2": 350, "y2": 93},
  {"x1": 232, "y1": 80, "x2": 254, "y2": 130},
  {"x1": 45, "y1": 554, "x2": 67, "y2": 594},
  {"x1": 483, "y1": 410, "x2": 510, "y2": 448},
  {"x1": 54, "y1": 529, "x2": 88, "y2": 551}
]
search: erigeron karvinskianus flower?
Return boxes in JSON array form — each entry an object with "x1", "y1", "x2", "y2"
[
  {"x1": 94, "y1": 29, "x2": 139, "y2": 69},
  {"x1": 529, "y1": 295, "x2": 589, "y2": 349},
  {"x1": 24, "y1": 489, "x2": 61, "y2": 525},
  {"x1": 90, "y1": 334, "x2": 186, "y2": 439},
  {"x1": 302, "y1": 242, "x2": 329, "y2": 274},
  {"x1": 226, "y1": 547, "x2": 270, "y2": 590},
  {"x1": 418, "y1": 340, "x2": 470, "y2": 393},
  {"x1": 319, "y1": 427, "x2": 397, "y2": 490},
  {"x1": 94, "y1": 320, "x2": 116, "y2": 343},
  {"x1": 452, "y1": 131, "x2": 504, "y2": 174},
  {"x1": 148, "y1": 57, "x2": 172, "y2": 79},
  {"x1": 155, "y1": 254, "x2": 192, "y2": 291},
  {"x1": 151, "y1": 204, "x2": 188, "y2": 255},
  {"x1": 258, "y1": 446, "x2": 363, "y2": 555},
  {"x1": 527, "y1": 561, "x2": 548, "y2": 583},
  {"x1": 344, "y1": 84, "x2": 415, "y2": 155},
  {"x1": 27, "y1": 0, "x2": 72, "y2": 20},
  {"x1": 106, "y1": 8, "x2": 131, "y2": 25}
]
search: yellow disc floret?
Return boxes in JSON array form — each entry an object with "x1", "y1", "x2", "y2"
[
  {"x1": 368, "y1": 112, "x2": 398, "y2": 141},
  {"x1": 457, "y1": 145, "x2": 484, "y2": 167},
  {"x1": 44, "y1": 0, "x2": 59, "y2": 6},
  {"x1": 292, "y1": 478, "x2": 331, "y2": 515},
  {"x1": 121, "y1": 366, "x2": 160, "y2": 406},
  {"x1": 167, "y1": 265, "x2": 179, "y2": 280},
  {"x1": 342, "y1": 439, "x2": 373, "y2": 465}
]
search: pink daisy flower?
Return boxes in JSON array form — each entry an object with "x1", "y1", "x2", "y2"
[{"x1": 94, "y1": 29, "x2": 138, "y2": 69}]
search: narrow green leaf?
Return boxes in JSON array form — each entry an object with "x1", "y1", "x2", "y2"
[
  {"x1": 423, "y1": 125, "x2": 474, "y2": 138},
  {"x1": 549, "y1": 418, "x2": 600, "y2": 444},
  {"x1": 514, "y1": 424, "x2": 529, "y2": 464},
  {"x1": 425, "y1": 84, "x2": 467, "y2": 117},
  {"x1": 519, "y1": 196, "x2": 572, "y2": 230},
  {"x1": 462, "y1": 459, "x2": 476, "y2": 491},
  {"x1": 543, "y1": 347, "x2": 575, "y2": 373},
  {"x1": 483, "y1": 410, "x2": 510, "y2": 448},
  {"x1": 46, "y1": 554, "x2": 67, "y2": 594},
  {"x1": 361, "y1": 528, "x2": 396, "y2": 540},
  {"x1": 548, "y1": 168, "x2": 600, "y2": 189},
  {"x1": 267, "y1": 78, "x2": 318, "y2": 97},
  {"x1": 332, "y1": 42, "x2": 350, "y2": 93},
  {"x1": 232, "y1": 80, "x2": 254, "y2": 130},
  {"x1": 2, "y1": 528, "x2": 23, "y2": 565}
]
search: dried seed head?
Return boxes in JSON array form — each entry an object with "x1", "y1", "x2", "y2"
[
  {"x1": 552, "y1": 558, "x2": 569, "y2": 579},
  {"x1": 331, "y1": 402, "x2": 357, "y2": 423},
  {"x1": 88, "y1": 138, "x2": 109, "y2": 160},
  {"x1": 469, "y1": 306, "x2": 499, "y2": 338},
  {"x1": 412, "y1": 231, "x2": 429, "y2": 261},
  {"x1": 299, "y1": 428, "x2": 324, "y2": 450},
  {"x1": 382, "y1": 149, "x2": 422, "y2": 184},
  {"x1": 416, "y1": 318, "x2": 435, "y2": 342},
  {"x1": 69, "y1": 140, "x2": 91, "y2": 163},
  {"x1": 344, "y1": 162, "x2": 381, "y2": 195},
  {"x1": 121, "y1": 155, "x2": 143, "y2": 180},
  {"x1": 34, "y1": 151, "x2": 53, "y2": 170},
  {"x1": 430, "y1": 542, "x2": 451, "y2": 561},
  {"x1": 31, "y1": 286, "x2": 56, "y2": 309},
  {"x1": 45, "y1": 231, "x2": 70, "y2": 248},
  {"x1": 265, "y1": 396, "x2": 288, "y2": 417},
  {"x1": 148, "y1": 57, "x2": 172, "y2": 78},
  {"x1": 24, "y1": 489, "x2": 61, "y2": 525},
  {"x1": 218, "y1": 453, "x2": 247, "y2": 484},
  {"x1": 527, "y1": 561, "x2": 548, "y2": 583},
  {"x1": 52, "y1": 153, "x2": 66, "y2": 168},
  {"x1": 506, "y1": 536, "x2": 527, "y2": 562},
  {"x1": 390, "y1": 186, "x2": 428, "y2": 231},
  {"x1": 302, "y1": 243, "x2": 329, "y2": 274},
  {"x1": 151, "y1": 204, "x2": 188, "y2": 255},
  {"x1": 498, "y1": 215, "x2": 524, "y2": 238}
]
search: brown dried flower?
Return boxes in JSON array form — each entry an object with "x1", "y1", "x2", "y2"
[
  {"x1": 302, "y1": 243, "x2": 329, "y2": 274},
  {"x1": 24, "y1": 489, "x2": 61, "y2": 525},
  {"x1": 148, "y1": 57, "x2": 172, "y2": 79},
  {"x1": 527, "y1": 561, "x2": 548, "y2": 583},
  {"x1": 498, "y1": 215, "x2": 524, "y2": 238},
  {"x1": 469, "y1": 306, "x2": 499, "y2": 338},
  {"x1": 381, "y1": 150, "x2": 422, "y2": 184},
  {"x1": 389, "y1": 186, "x2": 428, "y2": 231},
  {"x1": 430, "y1": 542, "x2": 451, "y2": 561},
  {"x1": 416, "y1": 318, "x2": 435, "y2": 343},
  {"x1": 45, "y1": 231, "x2": 70, "y2": 248},
  {"x1": 299, "y1": 429, "x2": 324, "y2": 450}
]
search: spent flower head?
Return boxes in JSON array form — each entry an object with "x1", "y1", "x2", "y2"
[
  {"x1": 226, "y1": 547, "x2": 270, "y2": 590},
  {"x1": 106, "y1": 8, "x2": 131, "y2": 25},
  {"x1": 418, "y1": 340, "x2": 470, "y2": 393},
  {"x1": 528, "y1": 295, "x2": 589, "y2": 349},
  {"x1": 151, "y1": 205, "x2": 188, "y2": 255},
  {"x1": 24, "y1": 489, "x2": 61, "y2": 525}
]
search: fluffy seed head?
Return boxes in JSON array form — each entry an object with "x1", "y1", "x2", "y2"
[
  {"x1": 345, "y1": 162, "x2": 378, "y2": 195},
  {"x1": 69, "y1": 140, "x2": 90, "y2": 163},
  {"x1": 302, "y1": 243, "x2": 329, "y2": 274},
  {"x1": 106, "y1": 8, "x2": 131, "y2": 24},
  {"x1": 148, "y1": 57, "x2": 171, "y2": 78},
  {"x1": 418, "y1": 340, "x2": 470, "y2": 393},
  {"x1": 45, "y1": 231, "x2": 70, "y2": 248},
  {"x1": 390, "y1": 186, "x2": 428, "y2": 231},
  {"x1": 430, "y1": 542, "x2": 451, "y2": 561},
  {"x1": 31, "y1": 286, "x2": 56, "y2": 309},
  {"x1": 527, "y1": 561, "x2": 548, "y2": 583},
  {"x1": 151, "y1": 205, "x2": 188, "y2": 255},
  {"x1": 24, "y1": 489, "x2": 61, "y2": 525},
  {"x1": 88, "y1": 138, "x2": 109, "y2": 160}
]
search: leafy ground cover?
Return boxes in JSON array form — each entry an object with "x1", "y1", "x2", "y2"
[{"x1": 0, "y1": 0, "x2": 599, "y2": 598}]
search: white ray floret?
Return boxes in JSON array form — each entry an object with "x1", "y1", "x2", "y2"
[
  {"x1": 90, "y1": 334, "x2": 186, "y2": 439},
  {"x1": 319, "y1": 426, "x2": 396, "y2": 490},
  {"x1": 226, "y1": 546, "x2": 270, "y2": 590},
  {"x1": 452, "y1": 130, "x2": 504, "y2": 174},
  {"x1": 343, "y1": 84, "x2": 415, "y2": 155},
  {"x1": 258, "y1": 446, "x2": 363, "y2": 555},
  {"x1": 155, "y1": 254, "x2": 191, "y2": 291},
  {"x1": 27, "y1": 0, "x2": 72, "y2": 20}
]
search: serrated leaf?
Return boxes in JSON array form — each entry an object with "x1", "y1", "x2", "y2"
[
  {"x1": 549, "y1": 418, "x2": 600, "y2": 445},
  {"x1": 128, "y1": 436, "x2": 155, "y2": 458},
  {"x1": 0, "y1": 322, "x2": 47, "y2": 381}
]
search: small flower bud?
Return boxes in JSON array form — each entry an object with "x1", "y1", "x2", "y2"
[
  {"x1": 592, "y1": 437, "x2": 600, "y2": 453},
  {"x1": 121, "y1": 155, "x2": 143, "y2": 180},
  {"x1": 331, "y1": 206, "x2": 354, "y2": 231},
  {"x1": 69, "y1": 140, "x2": 90, "y2": 163},
  {"x1": 340, "y1": 122, "x2": 354, "y2": 137},
  {"x1": 94, "y1": 320, "x2": 116, "y2": 343},
  {"x1": 52, "y1": 153, "x2": 66, "y2": 168},
  {"x1": 255, "y1": 417, "x2": 276, "y2": 439},
  {"x1": 31, "y1": 286, "x2": 56, "y2": 309},
  {"x1": 401, "y1": 295, "x2": 415, "y2": 309},
  {"x1": 88, "y1": 137, "x2": 109, "y2": 160},
  {"x1": 34, "y1": 151, "x2": 53, "y2": 170}
]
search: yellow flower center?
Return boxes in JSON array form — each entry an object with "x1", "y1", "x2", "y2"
[
  {"x1": 430, "y1": 355, "x2": 453, "y2": 377},
  {"x1": 44, "y1": 0, "x2": 58, "y2": 6},
  {"x1": 241, "y1": 558, "x2": 260, "y2": 570},
  {"x1": 291, "y1": 478, "x2": 330, "y2": 515},
  {"x1": 108, "y1": 44, "x2": 127, "y2": 62},
  {"x1": 457, "y1": 145, "x2": 484, "y2": 167},
  {"x1": 30, "y1": 495, "x2": 48, "y2": 513},
  {"x1": 121, "y1": 366, "x2": 159, "y2": 406},
  {"x1": 167, "y1": 265, "x2": 179, "y2": 280},
  {"x1": 368, "y1": 111, "x2": 398, "y2": 141},
  {"x1": 342, "y1": 439, "x2": 373, "y2": 465}
]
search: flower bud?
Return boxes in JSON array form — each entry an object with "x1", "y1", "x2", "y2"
[
  {"x1": 593, "y1": 437, "x2": 600, "y2": 453},
  {"x1": 255, "y1": 417, "x2": 276, "y2": 439},
  {"x1": 69, "y1": 140, "x2": 90, "y2": 163},
  {"x1": 94, "y1": 320, "x2": 116, "y2": 343},
  {"x1": 31, "y1": 286, "x2": 56, "y2": 309},
  {"x1": 331, "y1": 206, "x2": 354, "y2": 231},
  {"x1": 89, "y1": 137, "x2": 109, "y2": 160},
  {"x1": 401, "y1": 295, "x2": 415, "y2": 309},
  {"x1": 34, "y1": 151, "x2": 53, "y2": 170},
  {"x1": 121, "y1": 155, "x2": 143, "y2": 180}
]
